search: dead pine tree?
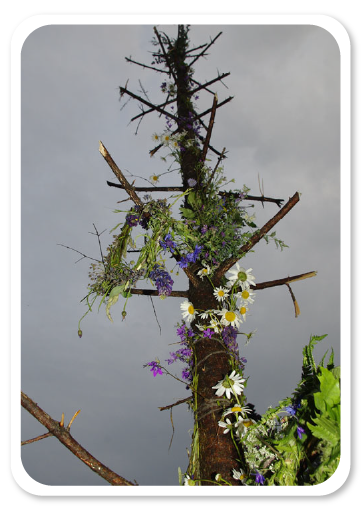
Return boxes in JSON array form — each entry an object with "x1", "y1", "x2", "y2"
[{"x1": 94, "y1": 25, "x2": 316, "y2": 486}]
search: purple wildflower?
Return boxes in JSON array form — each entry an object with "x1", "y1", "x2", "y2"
[
  {"x1": 149, "y1": 264, "x2": 174, "y2": 297},
  {"x1": 222, "y1": 326, "x2": 241, "y2": 362},
  {"x1": 125, "y1": 212, "x2": 140, "y2": 227},
  {"x1": 147, "y1": 361, "x2": 163, "y2": 377},
  {"x1": 297, "y1": 425, "x2": 306, "y2": 439},
  {"x1": 178, "y1": 256, "x2": 189, "y2": 269},
  {"x1": 285, "y1": 400, "x2": 301, "y2": 417},
  {"x1": 159, "y1": 233, "x2": 177, "y2": 254},
  {"x1": 203, "y1": 329, "x2": 213, "y2": 339},
  {"x1": 254, "y1": 471, "x2": 265, "y2": 485},
  {"x1": 201, "y1": 225, "x2": 208, "y2": 234},
  {"x1": 187, "y1": 178, "x2": 197, "y2": 187}
]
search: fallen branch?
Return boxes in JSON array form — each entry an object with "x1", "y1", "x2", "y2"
[{"x1": 21, "y1": 391, "x2": 136, "y2": 486}]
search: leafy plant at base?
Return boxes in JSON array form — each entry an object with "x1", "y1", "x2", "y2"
[{"x1": 235, "y1": 334, "x2": 340, "y2": 486}]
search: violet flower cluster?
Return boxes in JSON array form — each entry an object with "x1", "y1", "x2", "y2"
[
  {"x1": 166, "y1": 323, "x2": 194, "y2": 387},
  {"x1": 222, "y1": 326, "x2": 247, "y2": 370},
  {"x1": 283, "y1": 399, "x2": 305, "y2": 439},
  {"x1": 125, "y1": 205, "x2": 150, "y2": 229},
  {"x1": 149, "y1": 264, "x2": 174, "y2": 297},
  {"x1": 178, "y1": 244, "x2": 203, "y2": 269}
]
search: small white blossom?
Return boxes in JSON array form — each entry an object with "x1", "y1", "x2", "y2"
[
  {"x1": 226, "y1": 263, "x2": 255, "y2": 290},
  {"x1": 180, "y1": 301, "x2": 196, "y2": 323},
  {"x1": 213, "y1": 286, "x2": 229, "y2": 302},
  {"x1": 212, "y1": 370, "x2": 245, "y2": 399}
]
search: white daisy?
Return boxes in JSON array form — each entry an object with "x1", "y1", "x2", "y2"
[
  {"x1": 209, "y1": 318, "x2": 221, "y2": 333},
  {"x1": 232, "y1": 468, "x2": 247, "y2": 483},
  {"x1": 220, "y1": 308, "x2": 243, "y2": 329},
  {"x1": 226, "y1": 262, "x2": 255, "y2": 290},
  {"x1": 212, "y1": 370, "x2": 246, "y2": 399},
  {"x1": 180, "y1": 300, "x2": 197, "y2": 323},
  {"x1": 239, "y1": 304, "x2": 249, "y2": 321},
  {"x1": 150, "y1": 174, "x2": 160, "y2": 184},
  {"x1": 218, "y1": 417, "x2": 233, "y2": 434},
  {"x1": 199, "y1": 310, "x2": 211, "y2": 320},
  {"x1": 213, "y1": 286, "x2": 229, "y2": 302},
  {"x1": 223, "y1": 404, "x2": 252, "y2": 418},
  {"x1": 236, "y1": 417, "x2": 256, "y2": 438},
  {"x1": 197, "y1": 265, "x2": 211, "y2": 279},
  {"x1": 236, "y1": 288, "x2": 256, "y2": 305},
  {"x1": 161, "y1": 133, "x2": 171, "y2": 146},
  {"x1": 152, "y1": 133, "x2": 161, "y2": 143}
]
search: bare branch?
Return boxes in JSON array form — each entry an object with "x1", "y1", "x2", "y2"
[
  {"x1": 99, "y1": 141, "x2": 143, "y2": 207},
  {"x1": 188, "y1": 31, "x2": 223, "y2": 67},
  {"x1": 201, "y1": 93, "x2": 218, "y2": 161},
  {"x1": 21, "y1": 392, "x2": 136, "y2": 486},
  {"x1": 130, "y1": 288, "x2": 189, "y2": 298},
  {"x1": 57, "y1": 244, "x2": 102, "y2": 264},
  {"x1": 159, "y1": 396, "x2": 192, "y2": 411},
  {"x1": 153, "y1": 26, "x2": 177, "y2": 83},
  {"x1": 215, "y1": 192, "x2": 300, "y2": 280},
  {"x1": 251, "y1": 271, "x2": 317, "y2": 291}
]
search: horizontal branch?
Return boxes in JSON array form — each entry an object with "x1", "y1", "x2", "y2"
[
  {"x1": 130, "y1": 288, "x2": 189, "y2": 298},
  {"x1": 251, "y1": 271, "x2": 317, "y2": 291},
  {"x1": 107, "y1": 181, "x2": 183, "y2": 192},
  {"x1": 21, "y1": 391, "x2": 135, "y2": 486},
  {"x1": 106, "y1": 181, "x2": 284, "y2": 210},
  {"x1": 159, "y1": 396, "x2": 192, "y2": 411}
]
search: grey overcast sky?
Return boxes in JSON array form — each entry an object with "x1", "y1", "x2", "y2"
[{"x1": 20, "y1": 23, "x2": 341, "y2": 487}]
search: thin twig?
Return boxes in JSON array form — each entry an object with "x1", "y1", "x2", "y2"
[
  {"x1": 159, "y1": 396, "x2": 192, "y2": 411},
  {"x1": 57, "y1": 244, "x2": 101, "y2": 264},
  {"x1": 90, "y1": 224, "x2": 105, "y2": 264},
  {"x1": 150, "y1": 295, "x2": 161, "y2": 334},
  {"x1": 286, "y1": 283, "x2": 301, "y2": 318}
]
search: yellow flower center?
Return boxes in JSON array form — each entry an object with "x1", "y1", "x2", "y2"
[
  {"x1": 218, "y1": 290, "x2": 225, "y2": 297},
  {"x1": 243, "y1": 420, "x2": 253, "y2": 428},
  {"x1": 225, "y1": 311, "x2": 236, "y2": 323},
  {"x1": 164, "y1": 135, "x2": 170, "y2": 141},
  {"x1": 240, "y1": 306, "x2": 247, "y2": 315},
  {"x1": 188, "y1": 305, "x2": 194, "y2": 315},
  {"x1": 231, "y1": 406, "x2": 242, "y2": 412},
  {"x1": 241, "y1": 290, "x2": 249, "y2": 300}
]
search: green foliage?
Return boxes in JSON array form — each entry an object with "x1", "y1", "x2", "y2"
[{"x1": 238, "y1": 334, "x2": 340, "y2": 485}]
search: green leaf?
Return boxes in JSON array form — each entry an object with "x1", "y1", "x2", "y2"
[
  {"x1": 109, "y1": 285, "x2": 125, "y2": 298},
  {"x1": 179, "y1": 207, "x2": 196, "y2": 219},
  {"x1": 106, "y1": 294, "x2": 119, "y2": 322},
  {"x1": 314, "y1": 366, "x2": 340, "y2": 413},
  {"x1": 307, "y1": 415, "x2": 340, "y2": 446}
]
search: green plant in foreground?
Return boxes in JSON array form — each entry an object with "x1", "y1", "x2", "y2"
[{"x1": 234, "y1": 334, "x2": 340, "y2": 486}]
